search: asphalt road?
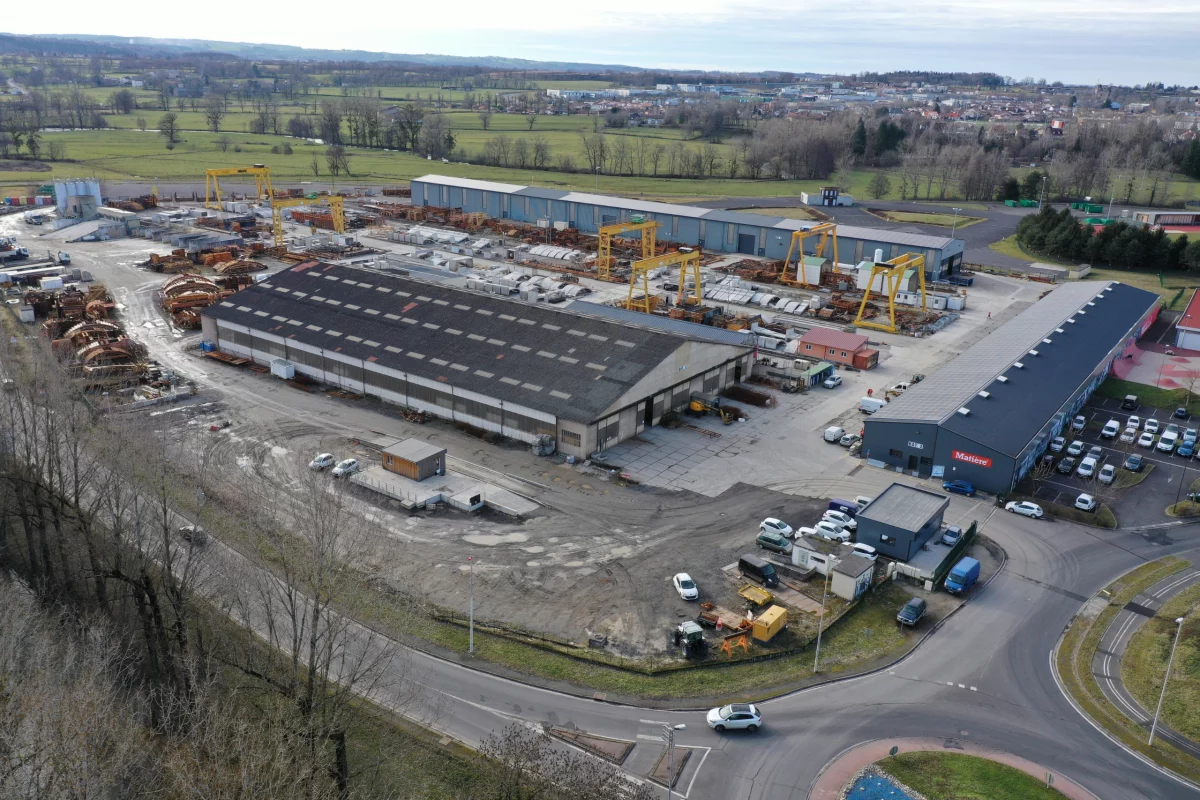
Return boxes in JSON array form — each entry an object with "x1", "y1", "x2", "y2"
[
  {"x1": 1094, "y1": 566, "x2": 1200, "y2": 760},
  {"x1": 367, "y1": 508, "x2": 1200, "y2": 800}
]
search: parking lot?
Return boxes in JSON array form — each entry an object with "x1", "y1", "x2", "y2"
[{"x1": 1033, "y1": 395, "x2": 1200, "y2": 528}]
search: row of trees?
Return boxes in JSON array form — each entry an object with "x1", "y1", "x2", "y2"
[
  {"x1": 0, "y1": 335, "x2": 651, "y2": 798},
  {"x1": 1016, "y1": 206, "x2": 1200, "y2": 269}
]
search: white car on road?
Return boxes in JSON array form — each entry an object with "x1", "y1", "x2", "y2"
[
  {"x1": 1005, "y1": 500, "x2": 1044, "y2": 519},
  {"x1": 331, "y1": 458, "x2": 361, "y2": 478},
  {"x1": 707, "y1": 703, "x2": 762, "y2": 732},
  {"x1": 672, "y1": 572, "x2": 699, "y2": 600}
]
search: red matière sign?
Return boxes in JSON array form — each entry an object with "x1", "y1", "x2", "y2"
[{"x1": 952, "y1": 449, "x2": 992, "y2": 468}]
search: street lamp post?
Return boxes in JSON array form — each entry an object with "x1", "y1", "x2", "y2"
[
  {"x1": 1040, "y1": 175, "x2": 1048, "y2": 207},
  {"x1": 1148, "y1": 617, "x2": 1186, "y2": 746},
  {"x1": 813, "y1": 567, "x2": 832, "y2": 672},
  {"x1": 662, "y1": 723, "x2": 686, "y2": 800},
  {"x1": 467, "y1": 555, "x2": 475, "y2": 656},
  {"x1": 950, "y1": 207, "x2": 962, "y2": 239}
]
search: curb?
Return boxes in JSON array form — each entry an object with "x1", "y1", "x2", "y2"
[{"x1": 1049, "y1": 560, "x2": 1200, "y2": 795}]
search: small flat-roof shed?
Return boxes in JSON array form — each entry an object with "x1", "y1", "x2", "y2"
[
  {"x1": 855, "y1": 483, "x2": 950, "y2": 562},
  {"x1": 383, "y1": 439, "x2": 447, "y2": 482}
]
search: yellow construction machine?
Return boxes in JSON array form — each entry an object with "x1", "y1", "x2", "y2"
[
  {"x1": 204, "y1": 165, "x2": 274, "y2": 209},
  {"x1": 687, "y1": 392, "x2": 736, "y2": 424},
  {"x1": 854, "y1": 252, "x2": 927, "y2": 334},
  {"x1": 597, "y1": 216, "x2": 660, "y2": 281},
  {"x1": 780, "y1": 223, "x2": 838, "y2": 287},
  {"x1": 626, "y1": 247, "x2": 702, "y2": 313},
  {"x1": 271, "y1": 195, "x2": 346, "y2": 247}
]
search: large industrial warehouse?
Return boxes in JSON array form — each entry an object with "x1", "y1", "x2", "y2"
[
  {"x1": 410, "y1": 175, "x2": 966, "y2": 281},
  {"x1": 200, "y1": 261, "x2": 753, "y2": 458},
  {"x1": 862, "y1": 280, "x2": 1160, "y2": 494}
]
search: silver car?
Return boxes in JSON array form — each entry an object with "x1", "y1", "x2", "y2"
[{"x1": 707, "y1": 703, "x2": 761, "y2": 732}]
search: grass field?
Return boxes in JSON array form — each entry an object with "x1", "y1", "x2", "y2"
[
  {"x1": 354, "y1": 579, "x2": 919, "y2": 702},
  {"x1": 1095, "y1": 377, "x2": 1200, "y2": 413},
  {"x1": 878, "y1": 752, "x2": 1068, "y2": 799},
  {"x1": 868, "y1": 209, "x2": 985, "y2": 228},
  {"x1": 1055, "y1": 556, "x2": 1200, "y2": 783},
  {"x1": 734, "y1": 206, "x2": 822, "y2": 220},
  {"x1": 1121, "y1": 583, "x2": 1200, "y2": 741}
]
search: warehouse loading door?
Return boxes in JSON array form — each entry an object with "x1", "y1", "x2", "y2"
[{"x1": 737, "y1": 233, "x2": 756, "y2": 255}]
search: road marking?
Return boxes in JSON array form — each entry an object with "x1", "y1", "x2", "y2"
[
  {"x1": 636, "y1": 734, "x2": 663, "y2": 741},
  {"x1": 639, "y1": 719, "x2": 670, "y2": 725}
]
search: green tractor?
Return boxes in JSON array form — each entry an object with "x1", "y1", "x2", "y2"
[{"x1": 673, "y1": 621, "x2": 708, "y2": 658}]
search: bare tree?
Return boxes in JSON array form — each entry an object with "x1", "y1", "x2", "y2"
[
  {"x1": 203, "y1": 94, "x2": 226, "y2": 132},
  {"x1": 157, "y1": 112, "x2": 180, "y2": 145},
  {"x1": 478, "y1": 109, "x2": 493, "y2": 130}
]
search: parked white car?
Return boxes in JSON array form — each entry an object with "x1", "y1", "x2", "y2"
[
  {"x1": 1076, "y1": 457, "x2": 1098, "y2": 478},
  {"x1": 822, "y1": 510, "x2": 858, "y2": 531},
  {"x1": 1138, "y1": 432, "x2": 1156, "y2": 448},
  {"x1": 1075, "y1": 493, "x2": 1097, "y2": 512},
  {"x1": 1098, "y1": 464, "x2": 1116, "y2": 485},
  {"x1": 1100, "y1": 419, "x2": 1121, "y2": 439},
  {"x1": 672, "y1": 572, "x2": 699, "y2": 600},
  {"x1": 1066, "y1": 440, "x2": 1085, "y2": 456},
  {"x1": 1049, "y1": 436, "x2": 1066, "y2": 453},
  {"x1": 309, "y1": 453, "x2": 336, "y2": 471},
  {"x1": 331, "y1": 458, "x2": 360, "y2": 478},
  {"x1": 823, "y1": 375, "x2": 842, "y2": 389},
  {"x1": 1119, "y1": 427, "x2": 1137, "y2": 444},
  {"x1": 759, "y1": 518, "x2": 794, "y2": 538},
  {"x1": 1127, "y1": 415, "x2": 1141, "y2": 431},
  {"x1": 813, "y1": 520, "x2": 850, "y2": 541},
  {"x1": 1157, "y1": 431, "x2": 1179, "y2": 453},
  {"x1": 1144, "y1": 418, "x2": 1160, "y2": 434},
  {"x1": 1005, "y1": 500, "x2": 1044, "y2": 519},
  {"x1": 1072, "y1": 415, "x2": 1086, "y2": 431},
  {"x1": 850, "y1": 542, "x2": 878, "y2": 561}
]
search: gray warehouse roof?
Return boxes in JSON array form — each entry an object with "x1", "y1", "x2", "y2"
[
  {"x1": 871, "y1": 281, "x2": 1155, "y2": 426},
  {"x1": 857, "y1": 484, "x2": 949, "y2": 533},
  {"x1": 203, "y1": 262, "x2": 749, "y2": 423},
  {"x1": 413, "y1": 175, "x2": 959, "y2": 251}
]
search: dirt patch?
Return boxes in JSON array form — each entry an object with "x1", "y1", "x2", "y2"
[{"x1": 0, "y1": 159, "x2": 52, "y2": 172}]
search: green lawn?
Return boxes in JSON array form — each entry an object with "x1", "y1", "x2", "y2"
[
  {"x1": 1122, "y1": 583, "x2": 1200, "y2": 740},
  {"x1": 1055, "y1": 556, "x2": 1200, "y2": 783},
  {"x1": 868, "y1": 209, "x2": 985, "y2": 228},
  {"x1": 879, "y1": 752, "x2": 1068, "y2": 800},
  {"x1": 988, "y1": 233, "x2": 1069, "y2": 265},
  {"x1": 1095, "y1": 378, "x2": 1200, "y2": 414},
  {"x1": 734, "y1": 206, "x2": 822, "y2": 220}
]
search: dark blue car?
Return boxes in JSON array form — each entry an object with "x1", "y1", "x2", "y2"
[{"x1": 942, "y1": 480, "x2": 976, "y2": 497}]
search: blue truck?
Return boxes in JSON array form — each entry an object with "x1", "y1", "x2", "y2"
[{"x1": 944, "y1": 557, "x2": 980, "y2": 595}]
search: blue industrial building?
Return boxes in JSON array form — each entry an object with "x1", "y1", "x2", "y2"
[{"x1": 410, "y1": 175, "x2": 966, "y2": 280}]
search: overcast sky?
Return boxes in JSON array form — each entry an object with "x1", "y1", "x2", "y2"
[{"x1": 6, "y1": 0, "x2": 1198, "y2": 86}]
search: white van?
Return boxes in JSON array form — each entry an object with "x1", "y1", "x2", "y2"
[
  {"x1": 824, "y1": 426, "x2": 846, "y2": 442},
  {"x1": 859, "y1": 397, "x2": 887, "y2": 414},
  {"x1": 1100, "y1": 419, "x2": 1120, "y2": 439}
]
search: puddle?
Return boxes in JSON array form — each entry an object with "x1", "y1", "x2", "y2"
[
  {"x1": 463, "y1": 532, "x2": 529, "y2": 546},
  {"x1": 521, "y1": 546, "x2": 545, "y2": 554}
]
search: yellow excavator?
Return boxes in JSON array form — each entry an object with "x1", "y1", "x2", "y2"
[{"x1": 688, "y1": 393, "x2": 737, "y2": 425}]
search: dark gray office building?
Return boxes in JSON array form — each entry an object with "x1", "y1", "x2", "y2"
[
  {"x1": 855, "y1": 484, "x2": 950, "y2": 561},
  {"x1": 862, "y1": 280, "x2": 1160, "y2": 495}
]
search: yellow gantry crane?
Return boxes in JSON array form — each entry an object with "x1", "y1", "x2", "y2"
[
  {"x1": 271, "y1": 196, "x2": 346, "y2": 247},
  {"x1": 597, "y1": 217, "x2": 660, "y2": 281},
  {"x1": 854, "y1": 253, "x2": 927, "y2": 334},
  {"x1": 204, "y1": 165, "x2": 275, "y2": 210},
  {"x1": 626, "y1": 248, "x2": 702, "y2": 314},
  {"x1": 781, "y1": 223, "x2": 838, "y2": 287}
]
